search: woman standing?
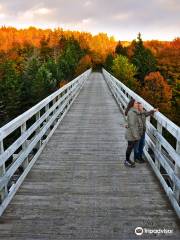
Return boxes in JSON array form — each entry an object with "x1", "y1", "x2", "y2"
[
  {"x1": 124, "y1": 99, "x2": 143, "y2": 168},
  {"x1": 134, "y1": 103, "x2": 158, "y2": 163}
]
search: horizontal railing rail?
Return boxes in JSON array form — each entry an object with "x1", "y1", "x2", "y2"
[
  {"x1": 102, "y1": 68, "x2": 180, "y2": 218},
  {"x1": 0, "y1": 68, "x2": 91, "y2": 216}
]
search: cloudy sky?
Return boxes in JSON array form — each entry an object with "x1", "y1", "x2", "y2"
[{"x1": 0, "y1": 0, "x2": 179, "y2": 40}]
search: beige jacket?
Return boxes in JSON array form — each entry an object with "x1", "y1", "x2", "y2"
[{"x1": 125, "y1": 108, "x2": 143, "y2": 141}]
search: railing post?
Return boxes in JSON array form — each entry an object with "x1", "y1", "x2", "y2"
[
  {"x1": 68, "y1": 85, "x2": 72, "y2": 105},
  {"x1": 173, "y1": 140, "x2": 180, "y2": 203},
  {"x1": 36, "y1": 111, "x2": 42, "y2": 149},
  {"x1": 57, "y1": 94, "x2": 61, "y2": 116},
  {"x1": 0, "y1": 140, "x2": 8, "y2": 202},
  {"x1": 52, "y1": 98, "x2": 56, "y2": 114},
  {"x1": 21, "y1": 122, "x2": 29, "y2": 169},
  {"x1": 52, "y1": 98, "x2": 57, "y2": 125},
  {"x1": 45, "y1": 103, "x2": 51, "y2": 136},
  {"x1": 45, "y1": 103, "x2": 50, "y2": 121},
  {"x1": 155, "y1": 122, "x2": 162, "y2": 170}
]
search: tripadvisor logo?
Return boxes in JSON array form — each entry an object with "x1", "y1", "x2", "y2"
[
  {"x1": 135, "y1": 226, "x2": 173, "y2": 236},
  {"x1": 135, "y1": 227, "x2": 143, "y2": 236}
]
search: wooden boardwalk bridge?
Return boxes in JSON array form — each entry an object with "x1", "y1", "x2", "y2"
[{"x1": 0, "y1": 70, "x2": 180, "y2": 239}]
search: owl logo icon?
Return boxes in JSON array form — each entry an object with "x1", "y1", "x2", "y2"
[{"x1": 135, "y1": 227, "x2": 143, "y2": 236}]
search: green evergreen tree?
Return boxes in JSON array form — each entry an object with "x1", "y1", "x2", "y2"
[
  {"x1": 115, "y1": 41, "x2": 127, "y2": 56},
  {"x1": 21, "y1": 57, "x2": 41, "y2": 109},
  {"x1": 31, "y1": 64, "x2": 56, "y2": 103},
  {"x1": 104, "y1": 53, "x2": 114, "y2": 73},
  {"x1": 46, "y1": 58, "x2": 58, "y2": 86},
  {"x1": 40, "y1": 37, "x2": 52, "y2": 62},
  {"x1": 21, "y1": 57, "x2": 57, "y2": 112},
  {"x1": 0, "y1": 60, "x2": 22, "y2": 123},
  {"x1": 132, "y1": 33, "x2": 157, "y2": 83},
  {"x1": 57, "y1": 39, "x2": 84, "y2": 82}
]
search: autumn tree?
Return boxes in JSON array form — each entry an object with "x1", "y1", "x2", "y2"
[
  {"x1": 75, "y1": 55, "x2": 92, "y2": 76},
  {"x1": 0, "y1": 27, "x2": 179, "y2": 126},
  {"x1": 88, "y1": 33, "x2": 116, "y2": 66},
  {"x1": 112, "y1": 55, "x2": 139, "y2": 90},
  {"x1": 126, "y1": 40, "x2": 136, "y2": 59},
  {"x1": 141, "y1": 71, "x2": 172, "y2": 113}
]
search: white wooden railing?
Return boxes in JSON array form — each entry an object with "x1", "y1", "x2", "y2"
[
  {"x1": 0, "y1": 69, "x2": 91, "y2": 216},
  {"x1": 103, "y1": 68, "x2": 180, "y2": 218}
]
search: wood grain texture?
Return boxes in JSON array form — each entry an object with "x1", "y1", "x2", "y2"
[
  {"x1": 0, "y1": 72, "x2": 179, "y2": 240},
  {"x1": 103, "y1": 68, "x2": 180, "y2": 218}
]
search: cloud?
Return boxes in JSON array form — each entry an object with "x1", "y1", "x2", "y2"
[
  {"x1": 113, "y1": 13, "x2": 132, "y2": 21},
  {"x1": 34, "y1": 8, "x2": 52, "y2": 15},
  {"x1": 82, "y1": 18, "x2": 93, "y2": 24},
  {"x1": 0, "y1": 0, "x2": 179, "y2": 40},
  {"x1": 19, "y1": 7, "x2": 53, "y2": 21},
  {"x1": 84, "y1": 1, "x2": 92, "y2": 7},
  {"x1": 0, "y1": 14, "x2": 6, "y2": 19}
]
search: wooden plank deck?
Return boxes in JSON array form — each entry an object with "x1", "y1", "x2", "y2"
[{"x1": 0, "y1": 72, "x2": 179, "y2": 239}]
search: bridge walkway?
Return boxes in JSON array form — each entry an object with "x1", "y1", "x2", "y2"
[{"x1": 0, "y1": 72, "x2": 179, "y2": 239}]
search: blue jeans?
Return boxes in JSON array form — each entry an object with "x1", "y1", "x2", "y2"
[{"x1": 134, "y1": 133, "x2": 145, "y2": 159}]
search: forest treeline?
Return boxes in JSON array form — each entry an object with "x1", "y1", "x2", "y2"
[
  {"x1": 104, "y1": 33, "x2": 180, "y2": 126},
  {"x1": 0, "y1": 27, "x2": 179, "y2": 127}
]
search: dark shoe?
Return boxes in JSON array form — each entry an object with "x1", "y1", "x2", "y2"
[
  {"x1": 139, "y1": 156, "x2": 145, "y2": 163},
  {"x1": 124, "y1": 160, "x2": 135, "y2": 168},
  {"x1": 135, "y1": 157, "x2": 145, "y2": 163},
  {"x1": 128, "y1": 159, "x2": 135, "y2": 166}
]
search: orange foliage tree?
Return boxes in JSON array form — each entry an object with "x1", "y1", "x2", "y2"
[
  {"x1": 75, "y1": 55, "x2": 92, "y2": 76},
  {"x1": 141, "y1": 71, "x2": 172, "y2": 113},
  {"x1": 0, "y1": 27, "x2": 117, "y2": 67}
]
